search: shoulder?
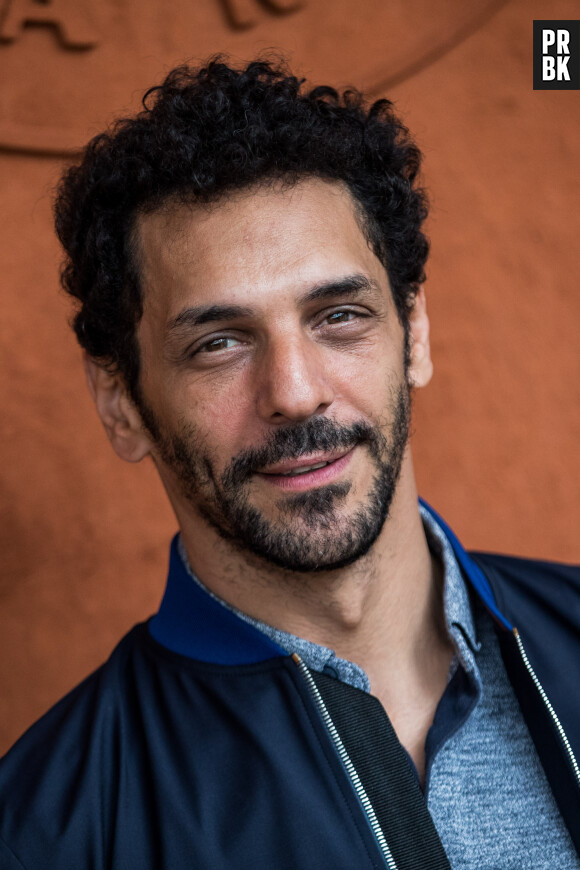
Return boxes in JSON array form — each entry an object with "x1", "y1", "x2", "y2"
[
  {"x1": 469, "y1": 551, "x2": 580, "y2": 623},
  {"x1": 0, "y1": 623, "x2": 149, "y2": 863},
  {"x1": 1, "y1": 622, "x2": 147, "y2": 757}
]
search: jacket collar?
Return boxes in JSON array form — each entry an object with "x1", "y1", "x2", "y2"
[
  {"x1": 149, "y1": 500, "x2": 512, "y2": 664},
  {"x1": 149, "y1": 536, "x2": 286, "y2": 663}
]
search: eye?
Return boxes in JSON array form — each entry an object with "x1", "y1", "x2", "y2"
[
  {"x1": 319, "y1": 307, "x2": 371, "y2": 328},
  {"x1": 198, "y1": 336, "x2": 241, "y2": 353},
  {"x1": 324, "y1": 310, "x2": 357, "y2": 325}
]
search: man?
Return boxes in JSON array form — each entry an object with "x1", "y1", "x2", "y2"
[{"x1": 0, "y1": 57, "x2": 579, "y2": 869}]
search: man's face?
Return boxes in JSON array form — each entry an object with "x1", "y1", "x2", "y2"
[{"x1": 135, "y1": 179, "x2": 415, "y2": 572}]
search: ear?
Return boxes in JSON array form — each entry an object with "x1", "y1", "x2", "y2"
[
  {"x1": 407, "y1": 287, "x2": 433, "y2": 389},
  {"x1": 83, "y1": 354, "x2": 153, "y2": 463}
]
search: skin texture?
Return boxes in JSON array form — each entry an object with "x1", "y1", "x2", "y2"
[{"x1": 85, "y1": 178, "x2": 453, "y2": 781}]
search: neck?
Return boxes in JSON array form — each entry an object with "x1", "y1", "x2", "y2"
[
  {"x1": 176, "y1": 451, "x2": 453, "y2": 781},
  {"x1": 177, "y1": 452, "x2": 446, "y2": 676}
]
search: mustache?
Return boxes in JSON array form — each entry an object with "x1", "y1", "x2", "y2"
[{"x1": 223, "y1": 417, "x2": 383, "y2": 489}]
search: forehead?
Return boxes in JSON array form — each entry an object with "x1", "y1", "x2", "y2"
[{"x1": 135, "y1": 178, "x2": 388, "y2": 322}]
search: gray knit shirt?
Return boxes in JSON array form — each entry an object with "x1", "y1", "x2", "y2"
[{"x1": 178, "y1": 506, "x2": 579, "y2": 867}]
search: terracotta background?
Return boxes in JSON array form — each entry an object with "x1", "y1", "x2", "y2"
[{"x1": 1, "y1": 0, "x2": 579, "y2": 753}]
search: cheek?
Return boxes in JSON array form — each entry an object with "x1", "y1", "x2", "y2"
[
  {"x1": 177, "y1": 382, "x2": 256, "y2": 459},
  {"x1": 330, "y1": 345, "x2": 406, "y2": 420}
]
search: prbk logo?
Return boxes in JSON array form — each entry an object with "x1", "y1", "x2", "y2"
[{"x1": 533, "y1": 20, "x2": 579, "y2": 89}]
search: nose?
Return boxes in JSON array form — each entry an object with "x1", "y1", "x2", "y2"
[{"x1": 255, "y1": 335, "x2": 335, "y2": 423}]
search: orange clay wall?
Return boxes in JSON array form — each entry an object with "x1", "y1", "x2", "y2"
[{"x1": 1, "y1": 0, "x2": 579, "y2": 753}]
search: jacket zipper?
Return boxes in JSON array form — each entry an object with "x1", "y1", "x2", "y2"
[
  {"x1": 292, "y1": 653, "x2": 398, "y2": 870},
  {"x1": 513, "y1": 628, "x2": 580, "y2": 786}
]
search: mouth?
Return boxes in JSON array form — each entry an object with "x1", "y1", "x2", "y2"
[{"x1": 254, "y1": 448, "x2": 355, "y2": 491}]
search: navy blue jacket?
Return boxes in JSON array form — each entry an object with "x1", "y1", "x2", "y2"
[{"x1": 1, "y1": 502, "x2": 579, "y2": 868}]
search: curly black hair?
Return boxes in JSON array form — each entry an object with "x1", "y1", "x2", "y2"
[{"x1": 55, "y1": 55, "x2": 429, "y2": 407}]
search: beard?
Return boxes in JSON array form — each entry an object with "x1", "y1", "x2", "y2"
[{"x1": 141, "y1": 384, "x2": 411, "y2": 573}]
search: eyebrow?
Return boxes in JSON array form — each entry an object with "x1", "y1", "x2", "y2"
[
  {"x1": 166, "y1": 303, "x2": 255, "y2": 336},
  {"x1": 165, "y1": 274, "x2": 381, "y2": 337},
  {"x1": 298, "y1": 274, "x2": 382, "y2": 305}
]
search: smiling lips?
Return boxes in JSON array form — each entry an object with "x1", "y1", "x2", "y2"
[{"x1": 254, "y1": 449, "x2": 355, "y2": 491}]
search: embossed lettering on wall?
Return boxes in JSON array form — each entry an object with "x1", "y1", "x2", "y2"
[
  {"x1": 0, "y1": 0, "x2": 99, "y2": 48},
  {"x1": 0, "y1": 0, "x2": 505, "y2": 157},
  {"x1": 0, "y1": 0, "x2": 303, "y2": 47},
  {"x1": 219, "y1": 0, "x2": 303, "y2": 31}
]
